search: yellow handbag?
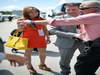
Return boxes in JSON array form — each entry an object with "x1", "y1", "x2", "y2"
[
  {"x1": 14, "y1": 37, "x2": 28, "y2": 50},
  {"x1": 4, "y1": 36, "x2": 19, "y2": 48},
  {"x1": 4, "y1": 32, "x2": 28, "y2": 50}
]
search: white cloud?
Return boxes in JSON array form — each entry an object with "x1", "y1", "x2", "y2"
[{"x1": 0, "y1": 5, "x2": 22, "y2": 11}]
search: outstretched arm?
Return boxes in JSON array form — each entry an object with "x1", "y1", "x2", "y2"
[{"x1": 49, "y1": 29, "x2": 77, "y2": 38}]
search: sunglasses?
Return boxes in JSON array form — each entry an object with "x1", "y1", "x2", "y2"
[{"x1": 79, "y1": 7, "x2": 98, "y2": 10}]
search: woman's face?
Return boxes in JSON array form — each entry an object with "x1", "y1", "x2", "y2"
[{"x1": 28, "y1": 10, "x2": 38, "y2": 18}]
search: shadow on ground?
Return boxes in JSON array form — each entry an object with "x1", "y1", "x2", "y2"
[
  {"x1": 32, "y1": 50, "x2": 60, "y2": 57},
  {"x1": 13, "y1": 50, "x2": 60, "y2": 57},
  {"x1": 50, "y1": 70, "x2": 60, "y2": 75}
]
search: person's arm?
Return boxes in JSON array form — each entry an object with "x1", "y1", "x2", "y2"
[
  {"x1": 49, "y1": 26, "x2": 76, "y2": 38},
  {"x1": 0, "y1": 52, "x2": 26, "y2": 66},
  {"x1": 49, "y1": 26, "x2": 61, "y2": 35},
  {"x1": 49, "y1": 29, "x2": 77, "y2": 38},
  {"x1": 43, "y1": 25, "x2": 51, "y2": 44},
  {"x1": 6, "y1": 53, "x2": 26, "y2": 66},
  {"x1": 34, "y1": 13, "x2": 99, "y2": 26}
]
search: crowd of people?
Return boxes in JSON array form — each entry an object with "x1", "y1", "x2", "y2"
[{"x1": 0, "y1": 1, "x2": 100, "y2": 75}]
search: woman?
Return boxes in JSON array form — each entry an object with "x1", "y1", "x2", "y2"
[{"x1": 18, "y1": 6, "x2": 51, "y2": 74}]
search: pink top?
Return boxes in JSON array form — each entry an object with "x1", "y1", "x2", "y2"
[{"x1": 47, "y1": 13, "x2": 100, "y2": 41}]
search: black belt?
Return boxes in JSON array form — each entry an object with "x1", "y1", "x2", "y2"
[
  {"x1": 83, "y1": 38, "x2": 100, "y2": 53},
  {"x1": 83, "y1": 41, "x2": 93, "y2": 47},
  {"x1": 83, "y1": 37, "x2": 100, "y2": 47}
]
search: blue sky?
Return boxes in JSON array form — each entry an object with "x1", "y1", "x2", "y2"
[{"x1": 0, "y1": 0, "x2": 83, "y2": 11}]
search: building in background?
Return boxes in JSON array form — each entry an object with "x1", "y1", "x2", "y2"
[{"x1": 12, "y1": 10, "x2": 22, "y2": 18}]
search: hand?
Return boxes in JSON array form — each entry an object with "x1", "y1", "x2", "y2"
[
  {"x1": 6, "y1": 54, "x2": 26, "y2": 67},
  {"x1": 9, "y1": 60, "x2": 21, "y2": 67},
  {"x1": 34, "y1": 20, "x2": 47, "y2": 25},
  {"x1": 47, "y1": 37, "x2": 51, "y2": 44},
  {"x1": 74, "y1": 33, "x2": 84, "y2": 40}
]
